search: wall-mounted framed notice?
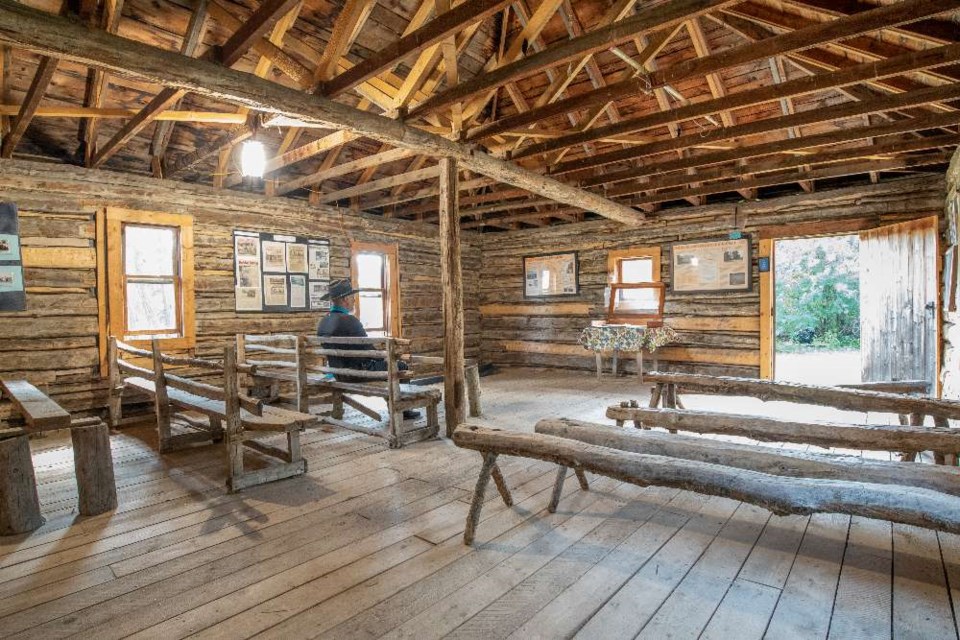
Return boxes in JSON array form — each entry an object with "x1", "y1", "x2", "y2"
[
  {"x1": 523, "y1": 251, "x2": 579, "y2": 298},
  {"x1": 0, "y1": 202, "x2": 26, "y2": 312},
  {"x1": 234, "y1": 229, "x2": 331, "y2": 313},
  {"x1": 669, "y1": 236, "x2": 752, "y2": 294}
]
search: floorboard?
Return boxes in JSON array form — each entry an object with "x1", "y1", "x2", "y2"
[{"x1": 0, "y1": 368, "x2": 956, "y2": 639}]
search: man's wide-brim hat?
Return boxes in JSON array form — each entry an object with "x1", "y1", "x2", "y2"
[{"x1": 321, "y1": 278, "x2": 360, "y2": 301}]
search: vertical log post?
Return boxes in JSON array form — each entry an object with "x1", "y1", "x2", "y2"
[
  {"x1": 71, "y1": 421, "x2": 117, "y2": 516},
  {"x1": 107, "y1": 337, "x2": 121, "y2": 427},
  {"x1": 386, "y1": 338, "x2": 403, "y2": 448},
  {"x1": 0, "y1": 434, "x2": 43, "y2": 535},
  {"x1": 223, "y1": 344, "x2": 244, "y2": 492},
  {"x1": 151, "y1": 338, "x2": 172, "y2": 451},
  {"x1": 439, "y1": 157, "x2": 465, "y2": 437},
  {"x1": 294, "y1": 335, "x2": 309, "y2": 414},
  {"x1": 465, "y1": 362, "x2": 482, "y2": 418},
  {"x1": 463, "y1": 451, "x2": 497, "y2": 545}
]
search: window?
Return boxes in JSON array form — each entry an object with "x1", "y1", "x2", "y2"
[
  {"x1": 104, "y1": 208, "x2": 195, "y2": 351},
  {"x1": 351, "y1": 242, "x2": 400, "y2": 337},
  {"x1": 608, "y1": 247, "x2": 664, "y2": 323}
]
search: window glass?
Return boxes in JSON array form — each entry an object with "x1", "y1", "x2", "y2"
[
  {"x1": 125, "y1": 225, "x2": 177, "y2": 276},
  {"x1": 614, "y1": 287, "x2": 660, "y2": 313},
  {"x1": 356, "y1": 253, "x2": 384, "y2": 289},
  {"x1": 358, "y1": 292, "x2": 385, "y2": 330},
  {"x1": 126, "y1": 282, "x2": 177, "y2": 333},
  {"x1": 620, "y1": 257, "x2": 653, "y2": 283}
]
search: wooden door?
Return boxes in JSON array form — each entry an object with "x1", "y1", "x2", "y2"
[{"x1": 860, "y1": 217, "x2": 939, "y2": 387}]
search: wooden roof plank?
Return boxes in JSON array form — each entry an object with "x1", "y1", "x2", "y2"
[
  {"x1": 467, "y1": 0, "x2": 960, "y2": 144},
  {"x1": 0, "y1": 2, "x2": 642, "y2": 221},
  {"x1": 0, "y1": 54, "x2": 57, "y2": 158}
]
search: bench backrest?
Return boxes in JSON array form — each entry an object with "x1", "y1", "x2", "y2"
[{"x1": 110, "y1": 337, "x2": 262, "y2": 416}]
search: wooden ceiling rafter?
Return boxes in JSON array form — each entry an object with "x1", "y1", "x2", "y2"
[
  {"x1": 784, "y1": 0, "x2": 958, "y2": 47},
  {"x1": 520, "y1": 40, "x2": 960, "y2": 168},
  {"x1": 88, "y1": 0, "x2": 214, "y2": 169},
  {"x1": 598, "y1": 111, "x2": 960, "y2": 197},
  {"x1": 0, "y1": 1, "x2": 646, "y2": 221},
  {"x1": 79, "y1": 0, "x2": 123, "y2": 166},
  {"x1": 0, "y1": 53, "x2": 57, "y2": 158},
  {"x1": 408, "y1": 0, "x2": 739, "y2": 120},
  {"x1": 468, "y1": 0, "x2": 960, "y2": 147}
]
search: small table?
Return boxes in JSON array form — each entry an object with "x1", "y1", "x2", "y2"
[{"x1": 578, "y1": 324, "x2": 678, "y2": 381}]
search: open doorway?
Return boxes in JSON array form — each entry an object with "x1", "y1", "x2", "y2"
[
  {"x1": 767, "y1": 217, "x2": 939, "y2": 389},
  {"x1": 774, "y1": 234, "x2": 862, "y2": 385}
]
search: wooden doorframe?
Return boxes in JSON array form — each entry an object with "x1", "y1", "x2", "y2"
[{"x1": 759, "y1": 239, "x2": 774, "y2": 380}]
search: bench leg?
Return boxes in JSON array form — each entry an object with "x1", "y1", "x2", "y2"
[
  {"x1": 209, "y1": 417, "x2": 224, "y2": 443},
  {"x1": 465, "y1": 365, "x2": 482, "y2": 418},
  {"x1": 548, "y1": 465, "x2": 567, "y2": 513},
  {"x1": 426, "y1": 401, "x2": 440, "y2": 438},
  {"x1": 287, "y1": 428, "x2": 303, "y2": 467},
  {"x1": 0, "y1": 435, "x2": 44, "y2": 535},
  {"x1": 490, "y1": 462, "x2": 513, "y2": 507},
  {"x1": 464, "y1": 452, "x2": 497, "y2": 545},
  {"x1": 71, "y1": 422, "x2": 118, "y2": 516},
  {"x1": 225, "y1": 434, "x2": 244, "y2": 492},
  {"x1": 331, "y1": 391, "x2": 344, "y2": 420},
  {"x1": 388, "y1": 411, "x2": 403, "y2": 449},
  {"x1": 575, "y1": 468, "x2": 589, "y2": 490},
  {"x1": 900, "y1": 413, "x2": 924, "y2": 462},
  {"x1": 595, "y1": 353, "x2": 602, "y2": 380}
]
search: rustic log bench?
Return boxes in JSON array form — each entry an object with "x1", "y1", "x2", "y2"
[
  {"x1": 629, "y1": 372, "x2": 960, "y2": 464},
  {"x1": 453, "y1": 418, "x2": 960, "y2": 545},
  {"x1": 0, "y1": 379, "x2": 116, "y2": 535},
  {"x1": 108, "y1": 337, "x2": 314, "y2": 492},
  {"x1": 237, "y1": 333, "x2": 479, "y2": 447}
]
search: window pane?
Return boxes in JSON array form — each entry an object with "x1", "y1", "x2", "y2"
[
  {"x1": 614, "y1": 287, "x2": 660, "y2": 313},
  {"x1": 356, "y1": 253, "x2": 384, "y2": 289},
  {"x1": 125, "y1": 225, "x2": 177, "y2": 276},
  {"x1": 621, "y1": 258, "x2": 653, "y2": 283},
  {"x1": 358, "y1": 292, "x2": 385, "y2": 329},
  {"x1": 126, "y1": 281, "x2": 178, "y2": 333}
]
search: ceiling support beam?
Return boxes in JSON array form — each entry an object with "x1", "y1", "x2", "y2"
[
  {"x1": 408, "y1": 0, "x2": 737, "y2": 120},
  {"x1": 89, "y1": 0, "x2": 209, "y2": 168},
  {"x1": 512, "y1": 40, "x2": 960, "y2": 163},
  {"x1": 1, "y1": 55, "x2": 58, "y2": 158},
  {"x1": 564, "y1": 81, "x2": 960, "y2": 181},
  {"x1": 277, "y1": 146, "x2": 414, "y2": 195},
  {"x1": 322, "y1": 0, "x2": 511, "y2": 97},
  {"x1": 0, "y1": 0, "x2": 642, "y2": 223},
  {"x1": 79, "y1": 0, "x2": 123, "y2": 166},
  {"x1": 468, "y1": 0, "x2": 960, "y2": 145}
]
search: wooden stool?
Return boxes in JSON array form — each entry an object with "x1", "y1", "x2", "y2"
[
  {"x1": 0, "y1": 430, "x2": 43, "y2": 535},
  {"x1": 70, "y1": 418, "x2": 118, "y2": 516}
]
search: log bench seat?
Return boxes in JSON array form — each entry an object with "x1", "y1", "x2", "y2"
[
  {"x1": 1, "y1": 378, "x2": 117, "y2": 535},
  {"x1": 109, "y1": 338, "x2": 314, "y2": 492},
  {"x1": 453, "y1": 419, "x2": 960, "y2": 545},
  {"x1": 237, "y1": 333, "x2": 455, "y2": 448}
]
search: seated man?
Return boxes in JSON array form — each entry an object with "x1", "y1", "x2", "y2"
[{"x1": 318, "y1": 279, "x2": 419, "y2": 419}]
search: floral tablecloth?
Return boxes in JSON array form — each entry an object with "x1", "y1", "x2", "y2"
[{"x1": 578, "y1": 324, "x2": 678, "y2": 353}]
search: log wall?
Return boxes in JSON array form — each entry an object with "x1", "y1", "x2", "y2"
[
  {"x1": 0, "y1": 159, "x2": 481, "y2": 417},
  {"x1": 944, "y1": 150, "x2": 960, "y2": 408},
  {"x1": 479, "y1": 175, "x2": 947, "y2": 378}
]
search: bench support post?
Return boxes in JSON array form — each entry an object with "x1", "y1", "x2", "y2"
[
  {"x1": 107, "y1": 337, "x2": 122, "y2": 428},
  {"x1": 490, "y1": 462, "x2": 513, "y2": 506},
  {"x1": 464, "y1": 451, "x2": 497, "y2": 545},
  {"x1": 223, "y1": 345, "x2": 245, "y2": 492},
  {"x1": 0, "y1": 435, "x2": 43, "y2": 535},
  {"x1": 548, "y1": 465, "x2": 567, "y2": 513},
  {"x1": 71, "y1": 421, "x2": 117, "y2": 516}
]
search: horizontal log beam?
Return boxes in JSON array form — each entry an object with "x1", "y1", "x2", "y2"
[
  {"x1": 642, "y1": 372, "x2": 960, "y2": 420},
  {"x1": 0, "y1": 105, "x2": 249, "y2": 123},
  {"x1": 321, "y1": 0, "x2": 513, "y2": 97},
  {"x1": 475, "y1": 4, "x2": 960, "y2": 149},
  {"x1": 561, "y1": 81, "x2": 960, "y2": 179},
  {"x1": 626, "y1": 151, "x2": 954, "y2": 207},
  {"x1": 453, "y1": 424, "x2": 960, "y2": 534},
  {"x1": 276, "y1": 146, "x2": 414, "y2": 194},
  {"x1": 0, "y1": 2, "x2": 640, "y2": 222},
  {"x1": 536, "y1": 418, "x2": 960, "y2": 496},
  {"x1": 407, "y1": 0, "x2": 738, "y2": 119}
]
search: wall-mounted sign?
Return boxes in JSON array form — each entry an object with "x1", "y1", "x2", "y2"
[
  {"x1": 523, "y1": 251, "x2": 579, "y2": 298},
  {"x1": 0, "y1": 202, "x2": 25, "y2": 312},
  {"x1": 233, "y1": 229, "x2": 331, "y2": 313},
  {"x1": 670, "y1": 236, "x2": 752, "y2": 294}
]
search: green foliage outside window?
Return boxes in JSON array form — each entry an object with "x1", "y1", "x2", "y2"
[{"x1": 775, "y1": 235, "x2": 860, "y2": 351}]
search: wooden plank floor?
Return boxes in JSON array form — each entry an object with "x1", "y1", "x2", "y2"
[{"x1": 2, "y1": 368, "x2": 959, "y2": 639}]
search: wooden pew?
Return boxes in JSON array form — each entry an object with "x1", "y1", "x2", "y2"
[
  {"x1": 0, "y1": 379, "x2": 117, "y2": 534},
  {"x1": 453, "y1": 420, "x2": 960, "y2": 545},
  {"x1": 237, "y1": 333, "x2": 447, "y2": 448},
  {"x1": 108, "y1": 337, "x2": 314, "y2": 492},
  {"x1": 636, "y1": 372, "x2": 960, "y2": 464}
]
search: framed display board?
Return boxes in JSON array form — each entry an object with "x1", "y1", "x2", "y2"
[
  {"x1": 669, "y1": 236, "x2": 752, "y2": 294},
  {"x1": 0, "y1": 202, "x2": 26, "y2": 312},
  {"x1": 234, "y1": 229, "x2": 331, "y2": 313},
  {"x1": 523, "y1": 251, "x2": 579, "y2": 298}
]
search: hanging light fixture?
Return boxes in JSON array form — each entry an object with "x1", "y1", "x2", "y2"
[{"x1": 240, "y1": 140, "x2": 266, "y2": 179}]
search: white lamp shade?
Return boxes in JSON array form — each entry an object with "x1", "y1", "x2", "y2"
[{"x1": 240, "y1": 140, "x2": 266, "y2": 178}]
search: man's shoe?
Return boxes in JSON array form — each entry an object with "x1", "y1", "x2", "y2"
[{"x1": 402, "y1": 409, "x2": 421, "y2": 420}]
